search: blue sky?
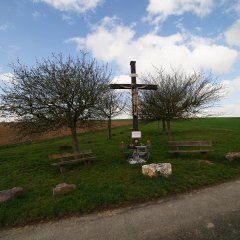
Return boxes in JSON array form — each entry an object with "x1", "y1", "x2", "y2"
[{"x1": 0, "y1": 0, "x2": 240, "y2": 116}]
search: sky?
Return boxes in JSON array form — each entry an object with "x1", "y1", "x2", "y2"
[{"x1": 0, "y1": 0, "x2": 240, "y2": 117}]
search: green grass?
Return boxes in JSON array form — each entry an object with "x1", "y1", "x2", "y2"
[{"x1": 0, "y1": 118, "x2": 240, "y2": 227}]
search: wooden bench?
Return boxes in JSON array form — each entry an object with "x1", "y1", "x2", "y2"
[
  {"x1": 168, "y1": 141, "x2": 212, "y2": 158},
  {"x1": 48, "y1": 150, "x2": 95, "y2": 172}
]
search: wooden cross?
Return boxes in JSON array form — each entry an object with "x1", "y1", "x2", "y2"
[{"x1": 110, "y1": 61, "x2": 157, "y2": 131}]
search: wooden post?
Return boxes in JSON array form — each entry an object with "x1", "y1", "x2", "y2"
[{"x1": 130, "y1": 61, "x2": 139, "y2": 131}]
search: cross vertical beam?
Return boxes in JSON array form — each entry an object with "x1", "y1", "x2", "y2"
[{"x1": 130, "y1": 61, "x2": 139, "y2": 131}]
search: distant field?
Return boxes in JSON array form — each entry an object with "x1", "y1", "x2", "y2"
[
  {"x1": 0, "y1": 120, "x2": 131, "y2": 146},
  {"x1": 0, "y1": 118, "x2": 240, "y2": 227},
  {"x1": 175, "y1": 117, "x2": 240, "y2": 131}
]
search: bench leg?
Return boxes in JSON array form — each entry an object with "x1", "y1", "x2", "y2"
[
  {"x1": 59, "y1": 166, "x2": 65, "y2": 173},
  {"x1": 86, "y1": 159, "x2": 91, "y2": 165}
]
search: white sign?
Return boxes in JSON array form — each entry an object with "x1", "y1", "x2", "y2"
[
  {"x1": 131, "y1": 131, "x2": 142, "y2": 139},
  {"x1": 129, "y1": 73, "x2": 138, "y2": 78}
]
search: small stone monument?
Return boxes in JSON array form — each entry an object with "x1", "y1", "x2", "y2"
[
  {"x1": 0, "y1": 187, "x2": 23, "y2": 203},
  {"x1": 142, "y1": 163, "x2": 172, "y2": 177},
  {"x1": 225, "y1": 152, "x2": 240, "y2": 162},
  {"x1": 53, "y1": 183, "x2": 76, "y2": 196}
]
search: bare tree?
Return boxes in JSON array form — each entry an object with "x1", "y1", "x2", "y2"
[
  {"x1": 0, "y1": 52, "x2": 110, "y2": 151},
  {"x1": 140, "y1": 68, "x2": 223, "y2": 137},
  {"x1": 140, "y1": 89, "x2": 166, "y2": 132},
  {"x1": 96, "y1": 88, "x2": 126, "y2": 139}
]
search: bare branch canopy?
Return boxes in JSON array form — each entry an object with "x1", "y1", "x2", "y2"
[{"x1": 0, "y1": 52, "x2": 111, "y2": 151}]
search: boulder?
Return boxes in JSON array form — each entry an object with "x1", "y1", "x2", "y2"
[
  {"x1": 225, "y1": 152, "x2": 240, "y2": 162},
  {"x1": 53, "y1": 183, "x2": 76, "y2": 196},
  {"x1": 142, "y1": 164, "x2": 158, "y2": 177},
  {"x1": 142, "y1": 163, "x2": 172, "y2": 177},
  {"x1": 0, "y1": 187, "x2": 23, "y2": 203},
  {"x1": 156, "y1": 163, "x2": 172, "y2": 177}
]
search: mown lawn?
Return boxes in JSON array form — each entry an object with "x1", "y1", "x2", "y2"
[{"x1": 0, "y1": 118, "x2": 240, "y2": 227}]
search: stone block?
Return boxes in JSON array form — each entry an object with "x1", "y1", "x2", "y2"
[
  {"x1": 0, "y1": 187, "x2": 23, "y2": 203},
  {"x1": 53, "y1": 183, "x2": 76, "y2": 196},
  {"x1": 156, "y1": 163, "x2": 172, "y2": 177},
  {"x1": 142, "y1": 164, "x2": 158, "y2": 177},
  {"x1": 225, "y1": 152, "x2": 240, "y2": 162},
  {"x1": 142, "y1": 163, "x2": 172, "y2": 177}
]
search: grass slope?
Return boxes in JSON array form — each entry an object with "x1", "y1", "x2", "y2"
[{"x1": 0, "y1": 118, "x2": 240, "y2": 227}]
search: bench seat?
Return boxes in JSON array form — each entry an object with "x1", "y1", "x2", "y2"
[
  {"x1": 169, "y1": 150, "x2": 210, "y2": 153},
  {"x1": 48, "y1": 150, "x2": 95, "y2": 172},
  {"x1": 168, "y1": 141, "x2": 212, "y2": 158},
  {"x1": 51, "y1": 156, "x2": 95, "y2": 166}
]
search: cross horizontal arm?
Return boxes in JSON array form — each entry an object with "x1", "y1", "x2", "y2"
[
  {"x1": 110, "y1": 84, "x2": 157, "y2": 90},
  {"x1": 137, "y1": 84, "x2": 158, "y2": 90},
  {"x1": 110, "y1": 84, "x2": 132, "y2": 89}
]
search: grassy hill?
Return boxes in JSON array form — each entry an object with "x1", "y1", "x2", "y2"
[{"x1": 0, "y1": 118, "x2": 240, "y2": 227}]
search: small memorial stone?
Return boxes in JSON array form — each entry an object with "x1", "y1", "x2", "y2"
[
  {"x1": 53, "y1": 183, "x2": 76, "y2": 196},
  {"x1": 0, "y1": 187, "x2": 23, "y2": 203},
  {"x1": 225, "y1": 152, "x2": 240, "y2": 162},
  {"x1": 142, "y1": 164, "x2": 157, "y2": 177},
  {"x1": 156, "y1": 163, "x2": 172, "y2": 177},
  {"x1": 142, "y1": 163, "x2": 172, "y2": 177}
]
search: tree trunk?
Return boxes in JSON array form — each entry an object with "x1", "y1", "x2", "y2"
[
  {"x1": 162, "y1": 120, "x2": 166, "y2": 133},
  {"x1": 166, "y1": 120, "x2": 172, "y2": 140},
  {"x1": 70, "y1": 126, "x2": 79, "y2": 152},
  {"x1": 108, "y1": 117, "x2": 112, "y2": 140}
]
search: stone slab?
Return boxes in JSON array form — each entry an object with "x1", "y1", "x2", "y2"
[
  {"x1": 0, "y1": 187, "x2": 23, "y2": 203},
  {"x1": 53, "y1": 183, "x2": 76, "y2": 196}
]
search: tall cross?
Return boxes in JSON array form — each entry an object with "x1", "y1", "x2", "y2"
[{"x1": 110, "y1": 61, "x2": 157, "y2": 131}]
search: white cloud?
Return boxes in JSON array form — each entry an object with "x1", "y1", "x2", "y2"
[
  {"x1": 146, "y1": 0, "x2": 214, "y2": 24},
  {"x1": 225, "y1": 20, "x2": 240, "y2": 47},
  {"x1": 208, "y1": 101, "x2": 240, "y2": 117},
  {"x1": 0, "y1": 24, "x2": 9, "y2": 31},
  {"x1": 206, "y1": 76, "x2": 240, "y2": 117},
  {"x1": 35, "y1": 0, "x2": 103, "y2": 13},
  {"x1": 112, "y1": 75, "x2": 131, "y2": 84},
  {"x1": 221, "y1": 77, "x2": 240, "y2": 97},
  {"x1": 67, "y1": 17, "x2": 238, "y2": 75},
  {"x1": 32, "y1": 11, "x2": 41, "y2": 20},
  {"x1": 62, "y1": 14, "x2": 74, "y2": 24},
  {"x1": 0, "y1": 73, "x2": 14, "y2": 82},
  {"x1": 236, "y1": 2, "x2": 240, "y2": 13},
  {"x1": 222, "y1": 0, "x2": 240, "y2": 15},
  {"x1": 192, "y1": 44, "x2": 238, "y2": 73}
]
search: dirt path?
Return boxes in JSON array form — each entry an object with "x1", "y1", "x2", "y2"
[{"x1": 1, "y1": 179, "x2": 240, "y2": 240}]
